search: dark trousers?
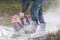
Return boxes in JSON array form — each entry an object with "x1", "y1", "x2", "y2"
[{"x1": 30, "y1": 0, "x2": 45, "y2": 23}]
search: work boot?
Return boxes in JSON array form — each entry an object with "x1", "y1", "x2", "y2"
[
  {"x1": 38, "y1": 23, "x2": 46, "y2": 37},
  {"x1": 30, "y1": 23, "x2": 46, "y2": 38},
  {"x1": 40, "y1": 23, "x2": 46, "y2": 32},
  {"x1": 24, "y1": 21, "x2": 38, "y2": 34}
]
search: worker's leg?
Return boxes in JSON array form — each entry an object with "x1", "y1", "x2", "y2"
[
  {"x1": 30, "y1": 0, "x2": 46, "y2": 38},
  {"x1": 31, "y1": 0, "x2": 46, "y2": 38},
  {"x1": 22, "y1": 0, "x2": 31, "y2": 25},
  {"x1": 22, "y1": 0, "x2": 25, "y2": 7},
  {"x1": 38, "y1": 6, "x2": 46, "y2": 32},
  {"x1": 25, "y1": 0, "x2": 41, "y2": 34},
  {"x1": 22, "y1": 0, "x2": 31, "y2": 12}
]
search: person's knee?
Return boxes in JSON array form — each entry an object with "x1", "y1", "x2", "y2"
[
  {"x1": 12, "y1": 22, "x2": 23, "y2": 32},
  {"x1": 30, "y1": 9, "x2": 38, "y2": 22}
]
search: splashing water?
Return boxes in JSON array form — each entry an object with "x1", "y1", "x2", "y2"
[
  {"x1": 0, "y1": 0, "x2": 60, "y2": 40},
  {"x1": 0, "y1": 7, "x2": 60, "y2": 40},
  {"x1": 44, "y1": 6, "x2": 60, "y2": 33}
]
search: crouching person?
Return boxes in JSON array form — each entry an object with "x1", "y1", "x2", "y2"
[{"x1": 12, "y1": 14, "x2": 25, "y2": 37}]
